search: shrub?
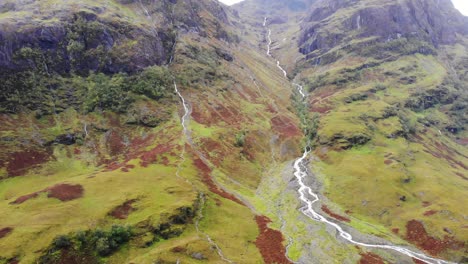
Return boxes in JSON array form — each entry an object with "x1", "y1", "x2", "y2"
[
  {"x1": 84, "y1": 73, "x2": 133, "y2": 113},
  {"x1": 130, "y1": 66, "x2": 172, "y2": 100},
  {"x1": 234, "y1": 131, "x2": 246, "y2": 147}
]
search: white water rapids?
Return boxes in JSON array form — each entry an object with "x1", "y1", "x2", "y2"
[{"x1": 263, "y1": 17, "x2": 456, "y2": 264}]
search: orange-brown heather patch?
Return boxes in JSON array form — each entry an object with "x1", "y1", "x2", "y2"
[
  {"x1": 46, "y1": 184, "x2": 84, "y2": 201},
  {"x1": 384, "y1": 159, "x2": 393, "y2": 165},
  {"x1": 171, "y1": 246, "x2": 186, "y2": 253},
  {"x1": 406, "y1": 220, "x2": 465, "y2": 256},
  {"x1": 6, "y1": 149, "x2": 52, "y2": 177},
  {"x1": 0, "y1": 227, "x2": 13, "y2": 239},
  {"x1": 392, "y1": 228, "x2": 399, "y2": 234},
  {"x1": 271, "y1": 115, "x2": 301, "y2": 138},
  {"x1": 11, "y1": 184, "x2": 84, "y2": 204},
  {"x1": 109, "y1": 199, "x2": 137, "y2": 219},
  {"x1": 321, "y1": 205, "x2": 350, "y2": 222},
  {"x1": 199, "y1": 138, "x2": 224, "y2": 166},
  {"x1": 107, "y1": 130, "x2": 126, "y2": 156},
  {"x1": 358, "y1": 252, "x2": 385, "y2": 264},
  {"x1": 193, "y1": 158, "x2": 244, "y2": 206},
  {"x1": 422, "y1": 201, "x2": 431, "y2": 207},
  {"x1": 255, "y1": 216, "x2": 292, "y2": 264},
  {"x1": 140, "y1": 144, "x2": 173, "y2": 167},
  {"x1": 311, "y1": 104, "x2": 332, "y2": 114},
  {"x1": 423, "y1": 210, "x2": 437, "y2": 216},
  {"x1": 10, "y1": 192, "x2": 40, "y2": 204}
]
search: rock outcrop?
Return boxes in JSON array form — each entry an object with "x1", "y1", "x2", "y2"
[{"x1": 299, "y1": 0, "x2": 468, "y2": 62}]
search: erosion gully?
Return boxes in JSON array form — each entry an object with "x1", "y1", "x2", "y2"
[{"x1": 262, "y1": 17, "x2": 455, "y2": 264}]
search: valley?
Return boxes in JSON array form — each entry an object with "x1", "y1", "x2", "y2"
[{"x1": 0, "y1": 0, "x2": 467, "y2": 263}]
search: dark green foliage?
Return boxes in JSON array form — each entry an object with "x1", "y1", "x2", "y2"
[
  {"x1": 234, "y1": 131, "x2": 247, "y2": 147},
  {"x1": 344, "y1": 93, "x2": 368, "y2": 103},
  {"x1": 130, "y1": 66, "x2": 172, "y2": 100},
  {"x1": 291, "y1": 89, "x2": 320, "y2": 142},
  {"x1": 370, "y1": 84, "x2": 387, "y2": 93},
  {"x1": 175, "y1": 45, "x2": 230, "y2": 88},
  {"x1": 399, "y1": 114, "x2": 417, "y2": 137},
  {"x1": 169, "y1": 207, "x2": 196, "y2": 225},
  {"x1": 331, "y1": 68, "x2": 362, "y2": 86},
  {"x1": 84, "y1": 73, "x2": 133, "y2": 113},
  {"x1": 39, "y1": 225, "x2": 132, "y2": 263},
  {"x1": 405, "y1": 87, "x2": 458, "y2": 112},
  {"x1": 302, "y1": 73, "x2": 329, "y2": 92},
  {"x1": 53, "y1": 235, "x2": 72, "y2": 249}
]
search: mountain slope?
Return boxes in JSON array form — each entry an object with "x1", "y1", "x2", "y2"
[
  {"x1": 0, "y1": 0, "x2": 467, "y2": 263},
  {"x1": 0, "y1": 0, "x2": 303, "y2": 263},
  {"x1": 236, "y1": 0, "x2": 467, "y2": 262}
]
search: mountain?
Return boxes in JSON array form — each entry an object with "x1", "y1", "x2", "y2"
[
  {"x1": 235, "y1": 0, "x2": 468, "y2": 262},
  {"x1": 0, "y1": 0, "x2": 467, "y2": 263}
]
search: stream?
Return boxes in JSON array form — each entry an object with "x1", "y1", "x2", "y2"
[
  {"x1": 174, "y1": 82, "x2": 234, "y2": 263},
  {"x1": 263, "y1": 17, "x2": 456, "y2": 264}
]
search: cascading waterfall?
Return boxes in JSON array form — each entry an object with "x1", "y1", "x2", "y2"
[
  {"x1": 173, "y1": 82, "x2": 234, "y2": 264},
  {"x1": 263, "y1": 17, "x2": 455, "y2": 264}
]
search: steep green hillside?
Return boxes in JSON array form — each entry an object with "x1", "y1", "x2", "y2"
[{"x1": 0, "y1": 0, "x2": 303, "y2": 263}]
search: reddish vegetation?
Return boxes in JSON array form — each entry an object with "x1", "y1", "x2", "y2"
[
  {"x1": 191, "y1": 103, "x2": 242, "y2": 126},
  {"x1": 423, "y1": 210, "x2": 437, "y2": 216},
  {"x1": 130, "y1": 134, "x2": 156, "y2": 151},
  {"x1": 266, "y1": 103, "x2": 278, "y2": 114},
  {"x1": 271, "y1": 115, "x2": 301, "y2": 137},
  {"x1": 46, "y1": 184, "x2": 84, "y2": 201},
  {"x1": 107, "y1": 130, "x2": 126, "y2": 156},
  {"x1": 358, "y1": 252, "x2": 385, "y2": 264},
  {"x1": 140, "y1": 144, "x2": 173, "y2": 167},
  {"x1": 10, "y1": 192, "x2": 40, "y2": 204},
  {"x1": 212, "y1": 104, "x2": 241, "y2": 124},
  {"x1": 421, "y1": 140, "x2": 467, "y2": 171},
  {"x1": 406, "y1": 220, "x2": 465, "y2": 256},
  {"x1": 310, "y1": 104, "x2": 332, "y2": 114},
  {"x1": 255, "y1": 216, "x2": 292, "y2": 264},
  {"x1": 6, "y1": 149, "x2": 52, "y2": 177},
  {"x1": 193, "y1": 158, "x2": 244, "y2": 206},
  {"x1": 455, "y1": 172, "x2": 467, "y2": 180},
  {"x1": 10, "y1": 183, "x2": 83, "y2": 204},
  {"x1": 7, "y1": 259, "x2": 19, "y2": 264},
  {"x1": 384, "y1": 159, "x2": 393, "y2": 165},
  {"x1": 109, "y1": 200, "x2": 136, "y2": 219},
  {"x1": 0, "y1": 227, "x2": 13, "y2": 239},
  {"x1": 321, "y1": 205, "x2": 350, "y2": 222},
  {"x1": 313, "y1": 89, "x2": 337, "y2": 102},
  {"x1": 456, "y1": 138, "x2": 468, "y2": 146},
  {"x1": 190, "y1": 105, "x2": 207, "y2": 125},
  {"x1": 392, "y1": 228, "x2": 399, "y2": 234},
  {"x1": 171, "y1": 246, "x2": 186, "y2": 253},
  {"x1": 199, "y1": 138, "x2": 224, "y2": 166},
  {"x1": 412, "y1": 258, "x2": 426, "y2": 264}
]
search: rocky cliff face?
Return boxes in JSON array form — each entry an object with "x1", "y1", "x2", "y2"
[
  {"x1": 0, "y1": 3, "x2": 169, "y2": 75},
  {"x1": 299, "y1": 0, "x2": 468, "y2": 62}
]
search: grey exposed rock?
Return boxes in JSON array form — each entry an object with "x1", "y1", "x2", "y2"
[{"x1": 191, "y1": 252, "x2": 206, "y2": 260}]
